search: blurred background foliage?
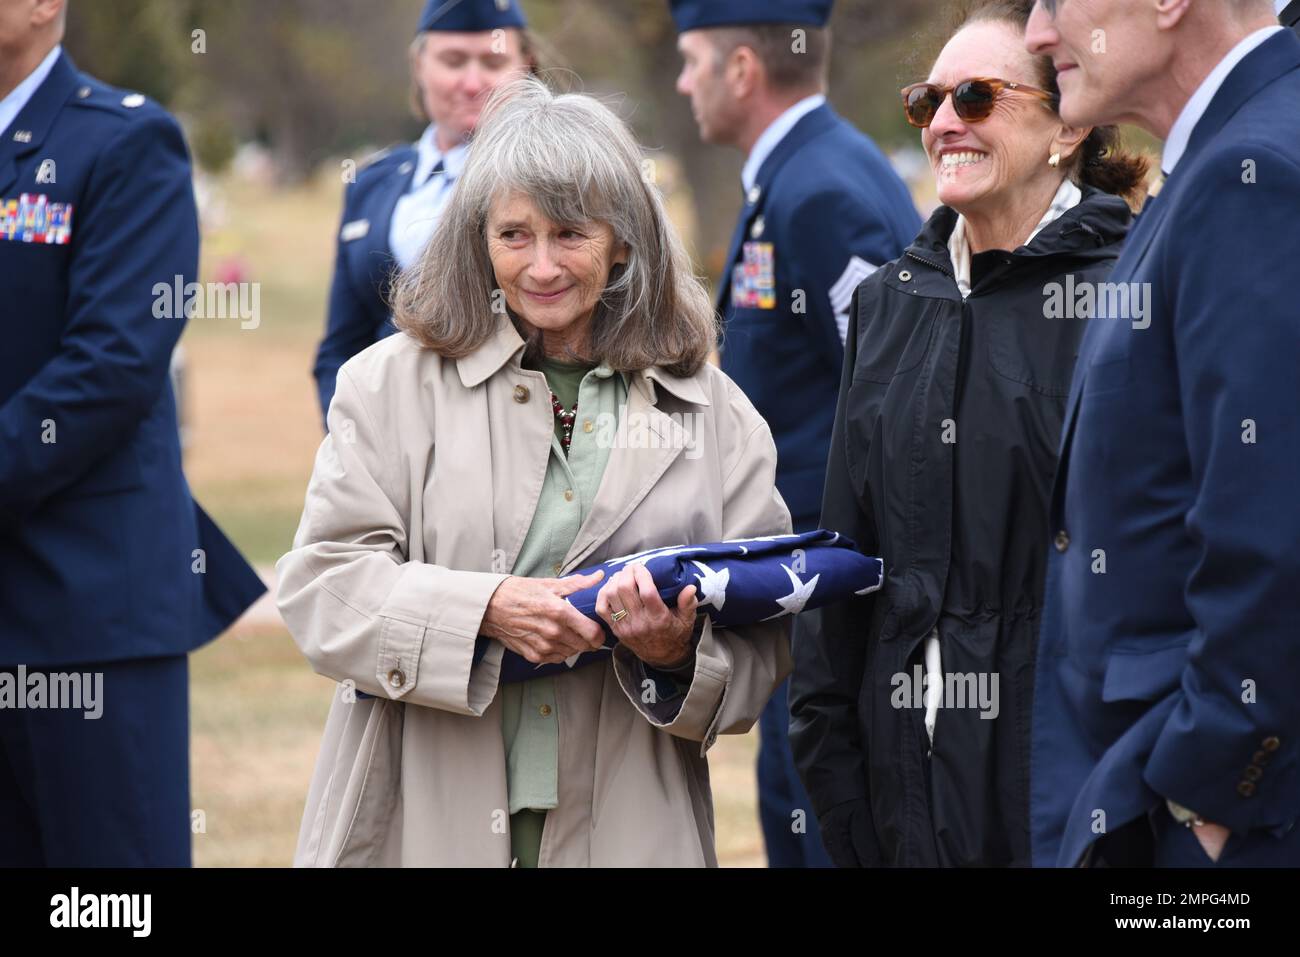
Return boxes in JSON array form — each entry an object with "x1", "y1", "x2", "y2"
[{"x1": 66, "y1": 0, "x2": 952, "y2": 265}]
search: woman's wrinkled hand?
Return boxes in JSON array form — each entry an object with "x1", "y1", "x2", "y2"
[
  {"x1": 481, "y1": 571, "x2": 607, "y2": 665},
  {"x1": 595, "y1": 564, "x2": 698, "y2": 669}
]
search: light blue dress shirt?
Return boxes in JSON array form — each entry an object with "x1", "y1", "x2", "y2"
[{"x1": 388, "y1": 122, "x2": 468, "y2": 270}]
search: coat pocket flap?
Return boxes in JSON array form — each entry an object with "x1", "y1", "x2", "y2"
[{"x1": 1101, "y1": 643, "x2": 1188, "y2": 703}]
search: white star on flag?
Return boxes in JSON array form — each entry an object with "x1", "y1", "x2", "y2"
[
  {"x1": 854, "y1": 559, "x2": 884, "y2": 595},
  {"x1": 690, "y1": 561, "x2": 730, "y2": 612},
  {"x1": 761, "y1": 564, "x2": 820, "y2": 620}
]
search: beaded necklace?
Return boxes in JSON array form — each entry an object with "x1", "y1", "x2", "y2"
[{"x1": 549, "y1": 390, "x2": 578, "y2": 454}]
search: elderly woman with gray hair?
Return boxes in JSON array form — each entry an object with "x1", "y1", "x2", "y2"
[{"x1": 277, "y1": 77, "x2": 793, "y2": 867}]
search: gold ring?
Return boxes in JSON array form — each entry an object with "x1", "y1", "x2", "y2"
[{"x1": 611, "y1": 608, "x2": 628, "y2": 622}]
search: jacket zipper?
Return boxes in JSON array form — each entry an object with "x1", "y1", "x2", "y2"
[{"x1": 905, "y1": 249, "x2": 954, "y2": 279}]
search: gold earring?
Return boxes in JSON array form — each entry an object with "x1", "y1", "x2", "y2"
[{"x1": 1048, "y1": 152, "x2": 1061, "y2": 168}]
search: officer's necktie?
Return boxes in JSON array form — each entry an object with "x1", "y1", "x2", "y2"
[{"x1": 420, "y1": 158, "x2": 446, "y2": 193}]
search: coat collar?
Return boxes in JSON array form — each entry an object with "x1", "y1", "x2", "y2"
[
  {"x1": 454, "y1": 317, "x2": 711, "y2": 407},
  {"x1": 0, "y1": 48, "x2": 78, "y2": 197},
  {"x1": 1178, "y1": 28, "x2": 1299, "y2": 174},
  {"x1": 751, "y1": 101, "x2": 838, "y2": 195}
]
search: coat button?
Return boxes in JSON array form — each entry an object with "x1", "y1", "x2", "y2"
[
  {"x1": 563, "y1": 489, "x2": 574, "y2": 502},
  {"x1": 1253, "y1": 750, "x2": 1270, "y2": 765},
  {"x1": 387, "y1": 668, "x2": 405, "y2": 688},
  {"x1": 1237, "y1": 780, "x2": 1256, "y2": 797},
  {"x1": 1054, "y1": 530, "x2": 1070, "y2": 552},
  {"x1": 898, "y1": 270, "x2": 912, "y2": 282},
  {"x1": 552, "y1": 562, "x2": 563, "y2": 574},
  {"x1": 539, "y1": 704, "x2": 552, "y2": 717},
  {"x1": 583, "y1": 419, "x2": 594, "y2": 433},
  {"x1": 1244, "y1": 765, "x2": 1263, "y2": 782},
  {"x1": 513, "y1": 384, "x2": 530, "y2": 403},
  {"x1": 1262, "y1": 736, "x2": 1281, "y2": 751}
]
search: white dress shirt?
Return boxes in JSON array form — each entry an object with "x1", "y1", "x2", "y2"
[
  {"x1": 389, "y1": 123, "x2": 468, "y2": 270},
  {"x1": 1162, "y1": 26, "x2": 1284, "y2": 175},
  {"x1": 740, "y1": 93, "x2": 826, "y2": 194},
  {"x1": 0, "y1": 45, "x2": 61, "y2": 140}
]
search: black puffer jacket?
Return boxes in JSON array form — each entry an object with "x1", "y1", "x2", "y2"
[{"x1": 790, "y1": 186, "x2": 1132, "y2": 867}]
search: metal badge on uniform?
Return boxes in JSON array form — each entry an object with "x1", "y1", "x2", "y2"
[
  {"x1": 340, "y1": 218, "x2": 370, "y2": 242},
  {"x1": 121, "y1": 93, "x2": 145, "y2": 108},
  {"x1": 0, "y1": 193, "x2": 74, "y2": 245},
  {"x1": 12, "y1": 130, "x2": 32, "y2": 143},
  {"x1": 750, "y1": 215, "x2": 765, "y2": 239},
  {"x1": 731, "y1": 241, "x2": 776, "y2": 310}
]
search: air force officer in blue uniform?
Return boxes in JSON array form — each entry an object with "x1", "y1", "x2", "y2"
[
  {"x1": 1026, "y1": 0, "x2": 1300, "y2": 867},
  {"x1": 312, "y1": 0, "x2": 535, "y2": 423},
  {"x1": 670, "y1": 0, "x2": 920, "y2": 867},
  {"x1": 0, "y1": 0, "x2": 264, "y2": 866}
]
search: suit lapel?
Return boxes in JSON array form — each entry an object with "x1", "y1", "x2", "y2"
[
  {"x1": 715, "y1": 197, "x2": 758, "y2": 313},
  {"x1": 356, "y1": 155, "x2": 416, "y2": 309},
  {"x1": 714, "y1": 104, "x2": 839, "y2": 313},
  {"x1": 0, "y1": 50, "x2": 78, "y2": 198}
]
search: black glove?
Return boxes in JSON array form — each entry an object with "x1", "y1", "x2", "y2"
[{"x1": 818, "y1": 797, "x2": 882, "y2": 868}]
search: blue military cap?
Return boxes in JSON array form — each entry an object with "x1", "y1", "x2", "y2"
[
  {"x1": 418, "y1": 0, "x2": 527, "y2": 33},
  {"x1": 668, "y1": 0, "x2": 832, "y2": 31}
]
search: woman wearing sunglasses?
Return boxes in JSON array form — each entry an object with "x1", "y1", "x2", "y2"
[{"x1": 790, "y1": 0, "x2": 1150, "y2": 867}]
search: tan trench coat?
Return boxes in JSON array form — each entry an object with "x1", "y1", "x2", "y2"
[{"x1": 276, "y1": 319, "x2": 793, "y2": 866}]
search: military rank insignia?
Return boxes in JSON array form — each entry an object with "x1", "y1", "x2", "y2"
[
  {"x1": 0, "y1": 193, "x2": 74, "y2": 245},
  {"x1": 731, "y1": 241, "x2": 776, "y2": 310}
]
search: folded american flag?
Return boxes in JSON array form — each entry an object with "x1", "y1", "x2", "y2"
[{"x1": 475, "y1": 529, "x2": 884, "y2": 684}]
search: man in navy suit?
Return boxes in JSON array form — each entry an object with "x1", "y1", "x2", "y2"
[
  {"x1": 313, "y1": 0, "x2": 534, "y2": 424},
  {"x1": 0, "y1": 0, "x2": 264, "y2": 865},
  {"x1": 669, "y1": 0, "x2": 920, "y2": 867},
  {"x1": 1026, "y1": 0, "x2": 1300, "y2": 867}
]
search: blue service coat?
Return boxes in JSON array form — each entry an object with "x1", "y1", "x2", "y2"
[
  {"x1": 717, "y1": 103, "x2": 920, "y2": 529},
  {"x1": 0, "y1": 51, "x2": 265, "y2": 667},
  {"x1": 312, "y1": 145, "x2": 418, "y2": 422},
  {"x1": 1031, "y1": 30, "x2": 1300, "y2": 867}
]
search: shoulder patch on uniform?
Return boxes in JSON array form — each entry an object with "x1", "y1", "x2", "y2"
[{"x1": 830, "y1": 255, "x2": 879, "y2": 344}]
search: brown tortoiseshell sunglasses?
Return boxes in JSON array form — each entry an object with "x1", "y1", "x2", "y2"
[{"x1": 900, "y1": 77, "x2": 1057, "y2": 128}]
